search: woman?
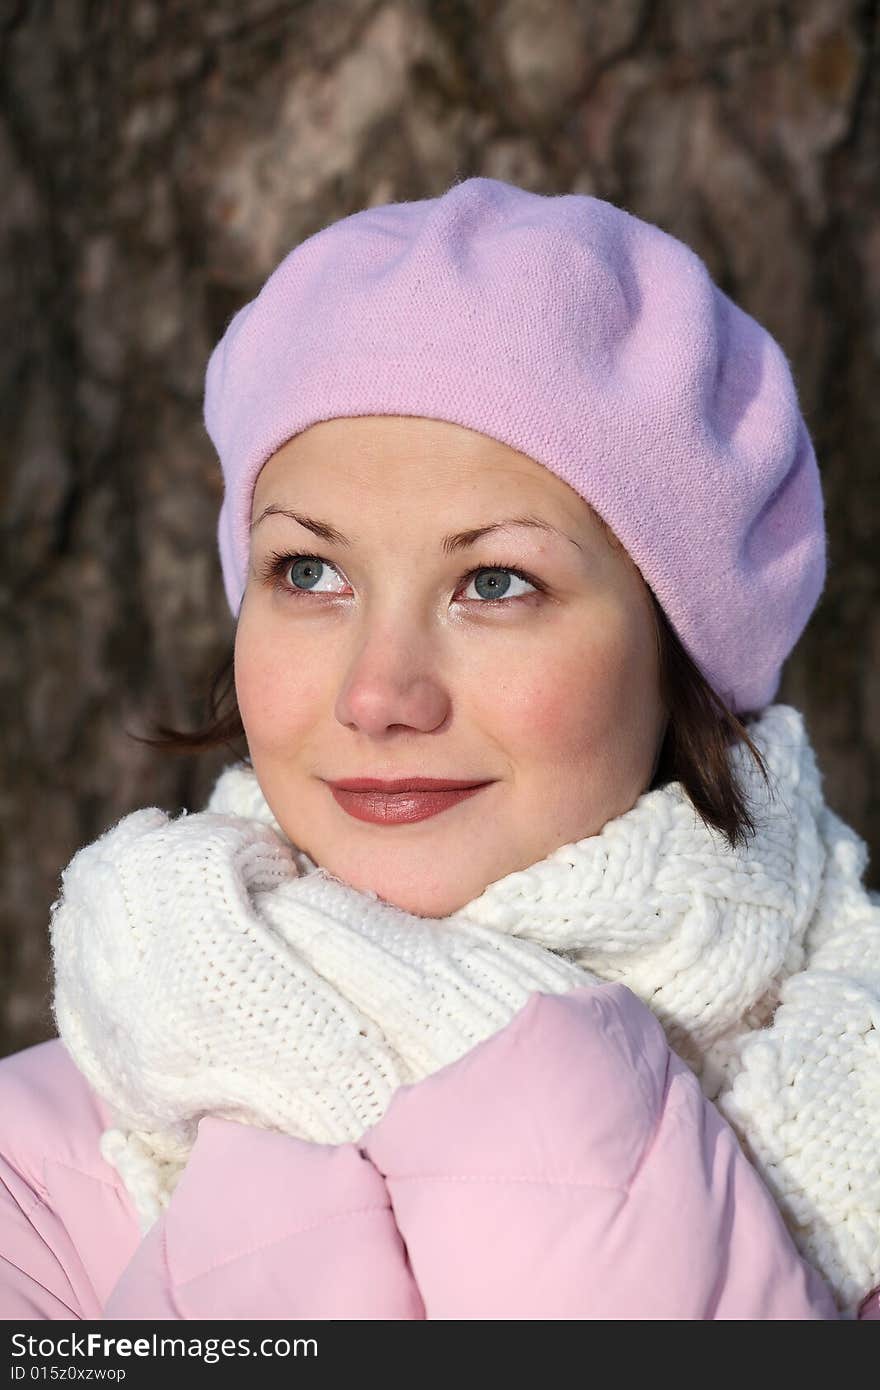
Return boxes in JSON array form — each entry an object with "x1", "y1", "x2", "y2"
[{"x1": 2, "y1": 177, "x2": 877, "y2": 1319}]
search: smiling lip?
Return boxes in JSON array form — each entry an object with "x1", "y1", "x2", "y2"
[
  {"x1": 325, "y1": 778, "x2": 492, "y2": 825},
  {"x1": 326, "y1": 777, "x2": 488, "y2": 791}
]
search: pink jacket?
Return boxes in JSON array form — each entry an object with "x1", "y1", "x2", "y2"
[{"x1": 0, "y1": 983, "x2": 851, "y2": 1320}]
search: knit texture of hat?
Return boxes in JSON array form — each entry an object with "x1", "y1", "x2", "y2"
[{"x1": 203, "y1": 176, "x2": 827, "y2": 714}]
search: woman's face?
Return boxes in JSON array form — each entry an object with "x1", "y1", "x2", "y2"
[{"x1": 236, "y1": 416, "x2": 668, "y2": 917}]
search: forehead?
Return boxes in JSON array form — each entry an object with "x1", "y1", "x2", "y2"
[
  {"x1": 259, "y1": 415, "x2": 547, "y2": 483},
  {"x1": 253, "y1": 416, "x2": 610, "y2": 538}
]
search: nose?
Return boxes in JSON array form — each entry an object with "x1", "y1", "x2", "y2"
[{"x1": 333, "y1": 620, "x2": 451, "y2": 736}]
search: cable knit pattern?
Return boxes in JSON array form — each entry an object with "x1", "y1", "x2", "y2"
[{"x1": 48, "y1": 703, "x2": 880, "y2": 1314}]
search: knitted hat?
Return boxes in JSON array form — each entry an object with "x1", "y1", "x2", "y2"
[{"x1": 203, "y1": 176, "x2": 826, "y2": 714}]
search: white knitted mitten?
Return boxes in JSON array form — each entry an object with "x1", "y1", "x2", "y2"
[
  {"x1": 50, "y1": 809, "x2": 407, "y2": 1147},
  {"x1": 260, "y1": 863, "x2": 594, "y2": 1075},
  {"x1": 50, "y1": 804, "x2": 592, "y2": 1230}
]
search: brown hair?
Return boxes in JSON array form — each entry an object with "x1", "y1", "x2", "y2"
[{"x1": 129, "y1": 587, "x2": 771, "y2": 853}]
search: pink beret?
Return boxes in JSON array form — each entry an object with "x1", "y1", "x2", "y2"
[{"x1": 204, "y1": 176, "x2": 826, "y2": 714}]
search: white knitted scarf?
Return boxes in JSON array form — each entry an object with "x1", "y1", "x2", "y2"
[{"x1": 48, "y1": 704, "x2": 880, "y2": 1315}]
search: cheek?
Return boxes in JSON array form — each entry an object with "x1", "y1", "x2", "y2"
[
  {"x1": 500, "y1": 670, "x2": 583, "y2": 748},
  {"x1": 495, "y1": 614, "x2": 651, "y2": 757},
  {"x1": 234, "y1": 618, "x2": 323, "y2": 745},
  {"x1": 512, "y1": 675, "x2": 617, "y2": 764}
]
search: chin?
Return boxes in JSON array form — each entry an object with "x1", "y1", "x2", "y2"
[{"x1": 352, "y1": 876, "x2": 471, "y2": 920}]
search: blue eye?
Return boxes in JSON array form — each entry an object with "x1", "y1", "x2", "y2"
[
  {"x1": 259, "y1": 551, "x2": 546, "y2": 604},
  {"x1": 284, "y1": 555, "x2": 345, "y2": 594},
  {"x1": 459, "y1": 566, "x2": 539, "y2": 601}
]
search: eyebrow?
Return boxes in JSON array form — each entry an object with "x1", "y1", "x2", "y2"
[{"x1": 250, "y1": 505, "x2": 584, "y2": 555}]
